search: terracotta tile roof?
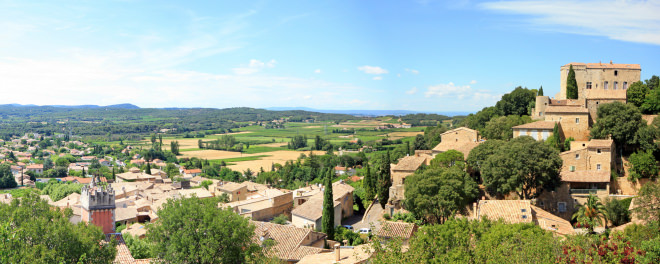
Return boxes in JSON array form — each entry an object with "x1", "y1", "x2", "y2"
[
  {"x1": 74, "y1": 177, "x2": 107, "y2": 184},
  {"x1": 177, "y1": 188, "x2": 213, "y2": 199},
  {"x1": 560, "y1": 170, "x2": 610, "y2": 183},
  {"x1": 512, "y1": 121, "x2": 557, "y2": 130},
  {"x1": 251, "y1": 221, "x2": 326, "y2": 261},
  {"x1": 392, "y1": 156, "x2": 427, "y2": 171},
  {"x1": 476, "y1": 200, "x2": 533, "y2": 224},
  {"x1": 26, "y1": 164, "x2": 43, "y2": 169},
  {"x1": 121, "y1": 223, "x2": 147, "y2": 238},
  {"x1": 530, "y1": 205, "x2": 575, "y2": 236},
  {"x1": 106, "y1": 234, "x2": 154, "y2": 264},
  {"x1": 545, "y1": 106, "x2": 589, "y2": 114},
  {"x1": 184, "y1": 169, "x2": 202, "y2": 174},
  {"x1": 375, "y1": 221, "x2": 418, "y2": 240},
  {"x1": 115, "y1": 206, "x2": 138, "y2": 222},
  {"x1": 564, "y1": 62, "x2": 641, "y2": 70},
  {"x1": 440, "y1": 126, "x2": 478, "y2": 136},
  {"x1": 334, "y1": 166, "x2": 347, "y2": 171},
  {"x1": 298, "y1": 244, "x2": 372, "y2": 264},
  {"x1": 587, "y1": 139, "x2": 613, "y2": 149},
  {"x1": 292, "y1": 198, "x2": 339, "y2": 221},
  {"x1": 217, "y1": 181, "x2": 245, "y2": 192}
]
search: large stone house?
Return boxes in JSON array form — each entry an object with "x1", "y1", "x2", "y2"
[{"x1": 558, "y1": 62, "x2": 640, "y2": 101}]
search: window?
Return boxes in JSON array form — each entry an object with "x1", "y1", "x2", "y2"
[
  {"x1": 575, "y1": 154, "x2": 580, "y2": 159},
  {"x1": 522, "y1": 215, "x2": 528, "y2": 219},
  {"x1": 558, "y1": 202, "x2": 566, "y2": 213},
  {"x1": 624, "y1": 82, "x2": 628, "y2": 90},
  {"x1": 520, "y1": 129, "x2": 527, "y2": 136},
  {"x1": 570, "y1": 166, "x2": 576, "y2": 172},
  {"x1": 597, "y1": 164, "x2": 601, "y2": 170},
  {"x1": 604, "y1": 81, "x2": 608, "y2": 90},
  {"x1": 576, "y1": 118, "x2": 580, "y2": 124},
  {"x1": 614, "y1": 70, "x2": 618, "y2": 76},
  {"x1": 614, "y1": 81, "x2": 618, "y2": 90},
  {"x1": 521, "y1": 209, "x2": 527, "y2": 213},
  {"x1": 542, "y1": 131, "x2": 549, "y2": 140},
  {"x1": 586, "y1": 82, "x2": 592, "y2": 89},
  {"x1": 597, "y1": 149, "x2": 602, "y2": 154}
]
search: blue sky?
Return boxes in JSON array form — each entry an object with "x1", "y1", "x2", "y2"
[{"x1": 1, "y1": 0, "x2": 659, "y2": 113}]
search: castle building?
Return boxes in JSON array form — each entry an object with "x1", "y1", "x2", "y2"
[
  {"x1": 558, "y1": 61, "x2": 641, "y2": 100},
  {"x1": 80, "y1": 176, "x2": 116, "y2": 234}
]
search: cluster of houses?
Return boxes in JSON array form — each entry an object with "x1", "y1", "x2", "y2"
[{"x1": 386, "y1": 61, "x2": 648, "y2": 235}]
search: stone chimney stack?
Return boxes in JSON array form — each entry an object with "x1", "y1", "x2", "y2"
[{"x1": 334, "y1": 243, "x2": 341, "y2": 262}]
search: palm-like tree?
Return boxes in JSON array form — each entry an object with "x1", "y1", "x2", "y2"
[{"x1": 572, "y1": 194, "x2": 608, "y2": 233}]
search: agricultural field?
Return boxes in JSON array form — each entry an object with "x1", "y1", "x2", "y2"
[{"x1": 139, "y1": 120, "x2": 428, "y2": 172}]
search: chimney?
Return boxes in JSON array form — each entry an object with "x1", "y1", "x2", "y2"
[
  {"x1": 334, "y1": 243, "x2": 341, "y2": 262},
  {"x1": 610, "y1": 60, "x2": 613, "y2": 64},
  {"x1": 481, "y1": 196, "x2": 485, "y2": 200}
]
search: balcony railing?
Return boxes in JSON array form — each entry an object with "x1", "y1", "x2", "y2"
[{"x1": 570, "y1": 189, "x2": 606, "y2": 195}]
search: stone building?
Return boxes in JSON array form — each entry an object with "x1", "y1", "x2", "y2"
[
  {"x1": 543, "y1": 106, "x2": 590, "y2": 141},
  {"x1": 80, "y1": 176, "x2": 116, "y2": 234},
  {"x1": 512, "y1": 121, "x2": 557, "y2": 141},
  {"x1": 558, "y1": 62, "x2": 641, "y2": 100}
]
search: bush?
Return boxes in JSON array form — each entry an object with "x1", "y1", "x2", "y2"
[
  {"x1": 271, "y1": 214, "x2": 288, "y2": 225},
  {"x1": 383, "y1": 213, "x2": 391, "y2": 220}
]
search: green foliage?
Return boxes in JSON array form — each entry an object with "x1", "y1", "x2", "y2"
[
  {"x1": 0, "y1": 164, "x2": 17, "y2": 189},
  {"x1": 566, "y1": 64, "x2": 578, "y2": 99},
  {"x1": 364, "y1": 162, "x2": 376, "y2": 202},
  {"x1": 334, "y1": 227, "x2": 365, "y2": 246},
  {"x1": 590, "y1": 101, "x2": 645, "y2": 148},
  {"x1": 466, "y1": 139, "x2": 504, "y2": 177},
  {"x1": 322, "y1": 169, "x2": 335, "y2": 240},
  {"x1": 538, "y1": 86, "x2": 543, "y2": 96},
  {"x1": 634, "y1": 181, "x2": 660, "y2": 222},
  {"x1": 271, "y1": 214, "x2": 288, "y2": 225},
  {"x1": 41, "y1": 181, "x2": 85, "y2": 202},
  {"x1": 404, "y1": 167, "x2": 478, "y2": 224},
  {"x1": 287, "y1": 135, "x2": 308, "y2": 150},
  {"x1": 200, "y1": 180, "x2": 213, "y2": 190},
  {"x1": 603, "y1": 197, "x2": 631, "y2": 227},
  {"x1": 482, "y1": 115, "x2": 532, "y2": 140},
  {"x1": 390, "y1": 212, "x2": 422, "y2": 225},
  {"x1": 572, "y1": 194, "x2": 607, "y2": 232},
  {"x1": 642, "y1": 84, "x2": 660, "y2": 114},
  {"x1": 429, "y1": 149, "x2": 465, "y2": 169},
  {"x1": 147, "y1": 196, "x2": 260, "y2": 263},
  {"x1": 460, "y1": 106, "x2": 502, "y2": 133},
  {"x1": 123, "y1": 233, "x2": 154, "y2": 259},
  {"x1": 423, "y1": 125, "x2": 448, "y2": 149},
  {"x1": 563, "y1": 137, "x2": 574, "y2": 152},
  {"x1": 377, "y1": 151, "x2": 392, "y2": 209},
  {"x1": 627, "y1": 81, "x2": 650, "y2": 108},
  {"x1": 646, "y1": 75, "x2": 660, "y2": 90},
  {"x1": 0, "y1": 192, "x2": 116, "y2": 263},
  {"x1": 495, "y1": 86, "x2": 537, "y2": 116},
  {"x1": 170, "y1": 141, "x2": 180, "y2": 155},
  {"x1": 482, "y1": 136, "x2": 562, "y2": 199},
  {"x1": 628, "y1": 150, "x2": 658, "y2": 182}
]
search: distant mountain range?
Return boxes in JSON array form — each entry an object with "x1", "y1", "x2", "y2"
[
  {"x1": 265, "y1": 107, "x2": 471, "y2": 117},
  {"x1": 0, "y1": 104, "x2": 470, "y2": 117},
  {"x1": 1, "y1": 103, "x2": 140, "y2": 109}
]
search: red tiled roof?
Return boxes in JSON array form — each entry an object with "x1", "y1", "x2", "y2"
[{"x1": 512, "y1": 121, "x2": 557, "y2": 130}]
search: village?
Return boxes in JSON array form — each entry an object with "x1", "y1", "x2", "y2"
[{"x1": 0, "y1": 61, "x2": 658, "y2": 263}]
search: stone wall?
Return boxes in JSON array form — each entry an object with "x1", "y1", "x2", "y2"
[
  {"x1": 545, "y1": 113, "x2": 590, "y2": 141},
  {"x1": 559, "y1": 64, "x2": 640, "y2": 100},
  {"x1": 441, "y1": 128, "x2": 478, "y2": 144}
]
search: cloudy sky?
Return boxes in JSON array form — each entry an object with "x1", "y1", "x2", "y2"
[{"x1": 1, "y1": 0, "x2": 659, "y2": 112}]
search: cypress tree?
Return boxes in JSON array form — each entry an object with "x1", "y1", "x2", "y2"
[
  {"x1": 322, "y1": 168, "x2": 335, "y2": 240},
  {"x1": 82, "y1": 167, "x2": 86, "y2": 177},
  {"x1": 146, "y1": 162, "x2": 152, "y2": 175},
  {"x1": 538, "y1": 86, "x2": 544, "y2": 96},
  {"x1": 364, "y1": 162, "x2": 374, "y2": 201},
  {"x1": 378, "y1": 151, "x2": 392, "y2": 209},
  {"x1": 112, "y1": 167, "x2": 116, "y2": 180},
  {"x1": 566, "y1": 64, "x2": 578, "y2": 99}
]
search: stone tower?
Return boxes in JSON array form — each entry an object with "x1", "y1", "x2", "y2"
[{"x1": 80, "y1": 176, "x2": 116, "y2": 234}]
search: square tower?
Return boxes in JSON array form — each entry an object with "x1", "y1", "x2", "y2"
[{"x1": 80, "y1": 177, "x2": 116, "y2": 234}]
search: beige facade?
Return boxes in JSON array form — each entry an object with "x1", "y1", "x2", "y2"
[
  {"x1": 512, "y1": 121, "x2": 557, "y2": 141},
  {"x1": 211, "y1": 181, "x2": 247, "y2": 202},
  {"x1": 560, "y1": 139, "x2": 615, "y2": 173},
  {"x1": 225, "y1": 191, "x2": 293, "y2": 221},
  {"x1": 440, "y1": 127, "x2": 479, "y2": 144},
  {"x1": 544, "y1": 108, "x2": 590, "y2": 141},
  {"x1": 559, "y1": 62, "x2": 641, "y2": 100}
]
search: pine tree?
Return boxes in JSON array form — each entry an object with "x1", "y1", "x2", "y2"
[
  {"x1": 146, "y1": 162, "x2": 152, "y2": 175},
  {"x1": 378, "y1": 151, "x2": 392, "y2": 209},
  {"x1": 112, "y1": 167, "x2": 116, "y2": 180},
  {"x1": 566, "y1": 64, "x2": 578, "y2": 99},
  {"x1": 82, "y1": 167, "x2": 86, "y2": 177},
  {"x1": 322, "y1": 168, "x2": 335, "y2": 240},
  {"x1": 538, "y1": 86, "x2": 544, "y2": 96}
]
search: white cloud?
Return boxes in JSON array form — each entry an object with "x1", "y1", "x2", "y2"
[
  {"x1": 233, "y1": 59, "x2": 276, "y2": 75},
  {"x1": 480, "y1": 0, "x2": 660, "y2": 45},
  {"x1": 470, "y1": 80, "x2": 477, "y2": 84},
  {"x1": 405, "y1": 68, "x2": 419, "y2": 74},
  {"x1": 397, "y1": 73, "x2": 401, "y2": 77},
  {"x1": 406, "y1": 87, "x2": 418, "y2": 94},
  {"x1": 425, "y1": 82, "x2": 473, "y2": 99},
  {"x1": 357, "y1": 65, "x2": 389, "y2": 75},
  {"x1": 314, "y1": 69, "x2": 321, "y2": 74},
  {"x1": 372, "y1": 76, "x2": 383, "y2": 81}
]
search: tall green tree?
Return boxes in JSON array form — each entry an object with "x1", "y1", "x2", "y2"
[
  {"x1": 603, "y1": 197, "x2": 631, "y2": 227},
  {"x1": 147, "y1": 196, "x2": 260, "y2": 263},
  {"x1": 413, "y1": 134, "x2": 426, "y2": 151},
  {"x1": 322, "y1": 168, "x2": 335, "y2": 240},
  {"x1": 466, "y1": 139, "x2": 505, "y2": 177},
  {"x1": 634, "y1": 181, "x2": 660, "y2": 222},
  {"x1": 378, "y1": 151, "x2": 392, "y2": 209},
  {"x1": 538, "y1": 85, "x2": 543, "y2": 96},
  {"x1": 364, "y1": 162, "x2": 375, "y2": 202},
  {"x1": 404, "y1": 166, "x2": 478, "y2": 224},
  {"x1": 627, "y1": 81, "x2": 650, "y2": 108},
  {"x1": 482, "y1": 115, "x2": 532, "y2": 140},
  {"x1": 430, "y1": 150, "x2": 465, "y2": 169},
  {"x1": 0, "y1": 193, "x2": 116, "y2": 263},
  {"x1": 590, "y1": 101, "x2": 645, "y2": 149},
  {"x1": 481, "y1": 136, "x2": 562, "y2": 199},
  {"x1": 566, "y1": 64, "x2": 578, "y2": 99},
  {"x1": 495, "y1": 86, "x2": 537, "y2": 116},
  {"x1": 646, "y1": 75, "x2": 659, "y2": 90},
  {"x1": 0, "y1": 164, "x2": 17, "y2": 189},
  {"x1": 628, "y1": 150, "x2": 658, "y2": 182},
  {"x1": 145, "y1": 162, "x2": 152, "y2": 175}
]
